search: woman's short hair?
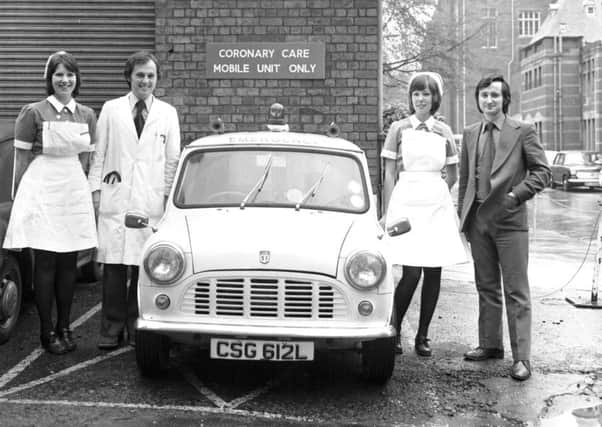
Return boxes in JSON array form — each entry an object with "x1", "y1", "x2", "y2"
[
  {"x1": 44, "y1": 51, "x2": 81, "y2": 97},
  {"x1": 475, "y1": 74, "x2": 511, "y2": 114},
  {"x1": 123, "y1": 50, "x2": 160, "y2": 88},
  {"x1": 408, "y1": 74, "x2": 442, "y2": 115}
]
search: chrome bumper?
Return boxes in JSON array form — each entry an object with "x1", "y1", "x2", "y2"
[{"x1": 136, "y1": 318, "x2": 396, "y2": 340}]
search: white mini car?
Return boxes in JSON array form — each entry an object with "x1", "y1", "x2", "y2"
[{"x1": 127, "y1": 116, "x2": 408, "y2": 383}]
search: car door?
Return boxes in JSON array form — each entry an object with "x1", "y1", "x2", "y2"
[{"x1": 551, "y1": 153, "x2": 564, "y2": 184}]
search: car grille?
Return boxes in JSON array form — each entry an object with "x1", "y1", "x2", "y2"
[{"x1": 181, "y1": 276, "x2": 348, "y2": 319}]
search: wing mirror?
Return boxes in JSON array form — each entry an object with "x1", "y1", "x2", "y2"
[
  {"x1": 387, "y1": 217, "x2": 411, "y2": 237},
  {"x1": 124, "y1": 212, "x2": 149, "y2": 229}
]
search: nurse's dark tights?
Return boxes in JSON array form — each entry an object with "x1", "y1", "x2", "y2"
[
  {"x1": 33, "y1": 249, "x2": 78, "y2": 337},
  {"x1": 393, "y1": 265, "x2": 442, "y2": 339}
]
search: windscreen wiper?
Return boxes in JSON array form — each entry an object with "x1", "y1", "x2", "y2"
[
  {"x1": 295, "y1": 163, "x2": 330, "y2": 211},
  {"x1": 240, "y1": 154, "x2": 273, "y2": 209}
]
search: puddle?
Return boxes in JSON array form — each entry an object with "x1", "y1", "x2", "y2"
[{"x1": 540, "y1": 403, "x2": 601, "y2": 427}]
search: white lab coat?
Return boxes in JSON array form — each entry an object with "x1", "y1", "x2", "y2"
[{"x1": 88, "y1": 94, "x2": 180, "y2": 265}]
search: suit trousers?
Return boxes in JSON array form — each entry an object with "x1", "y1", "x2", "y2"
[
  {"x1": 465, "y1": 205, "x2": 531, "y2": 361},
  {"x1": 100, "y1": 263, "x2": 139, "y2": 339}
]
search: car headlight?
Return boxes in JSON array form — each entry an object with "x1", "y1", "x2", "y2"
[
  {"x1": 143, "y1": 243, "x2": 185, "y2": 284},
  {"x1": 344, "y1": 250, "x2": 386, "y2": 290}
]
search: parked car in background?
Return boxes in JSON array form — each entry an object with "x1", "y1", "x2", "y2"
[
  {"x1": 0, "y1": 119, "x2": 101, "y2": 345},
  {"x1": 127, "y1": 106, "x2": 409, "y2": 384},
  {"x1": 544, "y1": 150, "x2": 558, "y2": 165},
  {"x1": 550, "y1": 150, "x2": 602, "y2": 191}
]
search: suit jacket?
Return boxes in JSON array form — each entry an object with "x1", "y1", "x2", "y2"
[{"x1": 457, "y1": 116, "x2": 550, "y2": 232}]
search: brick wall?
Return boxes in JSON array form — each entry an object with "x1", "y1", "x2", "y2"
[{"x1": 154, "y1": 0, "x2": 380, "y2": 177}]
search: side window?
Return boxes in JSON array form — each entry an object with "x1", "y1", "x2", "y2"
[{"x1": 553, "y1": 153, "x2": 563, "y2": 165}]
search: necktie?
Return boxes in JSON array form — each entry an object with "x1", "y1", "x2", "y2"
[
  {"x1": 134, "y1": 100, "x2": 147, "y2": 137},
  {"x1": 416, "y1": 122, "x2": 429, "y2": 132},
  {"x1": 477, "y1": 122, "x2": 495, "y2": 201}
]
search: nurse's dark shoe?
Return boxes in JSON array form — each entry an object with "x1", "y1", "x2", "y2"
[
  {"x1": 57, "y1": 328, "x2": 77, "y2": 352},
  {"x1": 415, "y1": 335, "x2": 432, "y2": 357},
  {"x1": 41, "y1": 331, "x2": 69, "y2": 355}
]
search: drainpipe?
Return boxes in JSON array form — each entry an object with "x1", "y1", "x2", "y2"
[
  {"x1": 377, "y1": 0, "x2": 384, "y2": 216},
  {"x1": 507, "y1": 0, "x2": 516, "y2": 115}
]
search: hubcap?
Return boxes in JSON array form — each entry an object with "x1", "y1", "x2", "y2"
[{"x1": 0, "y1": 278, "x2": 18, "y2": 322}]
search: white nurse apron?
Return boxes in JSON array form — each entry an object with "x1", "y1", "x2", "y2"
[{"x1": 3, "y1": 121, "x2": 97, "y2": 252}]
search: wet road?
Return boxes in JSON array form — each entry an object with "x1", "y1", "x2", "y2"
[{"x1": 0, "y1": 187, "x2": 601, "y2": 426}]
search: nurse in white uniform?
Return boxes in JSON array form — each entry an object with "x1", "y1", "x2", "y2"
[
  {"x1": 381, "y1": 72, "x2": 468, "y2": 357},
  {"x1": 3, "y1": 51, "x2": 97, "y2": 354}
]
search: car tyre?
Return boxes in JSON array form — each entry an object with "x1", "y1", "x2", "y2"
[
  {"x1": 0, "y1": 254, "x2": 22, "y2": 345},
  {"x1": 361, "y1": 336, "x2": 395, "y2": 384},
  {"x1": 136, "y1": 330, "x2": 170, "y2": 376},
  {"x1": 561, "y1": 176, "x2": 570, "y2": 191}
]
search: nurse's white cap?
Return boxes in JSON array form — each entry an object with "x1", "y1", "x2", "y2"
[
  {"x1": 408, "y1": 71, "x2": 444, "y2": 96},
  {"x1": 43, "y1": 51, "x2": 68, "y2": 79}
]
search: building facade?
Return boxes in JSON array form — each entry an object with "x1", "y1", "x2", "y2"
[
  {"x1": 0, "y1": 0, "x2": 382, "y2": 181},
  {"x1": 427, "y1": 0, "x2": 551, "y2": 133},
  {"x1": 520, "y1": 0, "x2": 602, "y2": 151}
]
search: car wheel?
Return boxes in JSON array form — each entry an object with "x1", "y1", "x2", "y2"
[
  {"x1": 136, "y1": 330, "x2": 170, "y2": 376},
  {"x1": 561, "y1": 176, "x2": 570, "y2": 191},
  {"x1": 79, "y1": 261, "x2": 103, "y2": 283},
  {"x1": 361, "y1": 336, "x2": 395, "y2": 384},
  {"x1": 0, "y1": 254, "x2": 22, "y2": 345}
]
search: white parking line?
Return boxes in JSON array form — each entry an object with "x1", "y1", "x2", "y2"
[
  {"x1": 0, "y1": 347, "x2": 132, "y2": 398},
  {"x1": 0, "y1": 303, "x2": 101, "y2": 390},
  {"x1": 177, "y1": 363, "x2": 229, "y2": 408},
  {"x1": 0, "y1": 398, "x2": 317, "y2": 423}
]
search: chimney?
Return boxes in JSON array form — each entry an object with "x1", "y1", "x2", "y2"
[{"x1": 549, "y1": 3, "x2": 559, "y2": 15}]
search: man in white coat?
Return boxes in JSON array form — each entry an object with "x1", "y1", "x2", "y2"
[{"x1": 89, "y1": 51, "x2": 181, "y2": 349}]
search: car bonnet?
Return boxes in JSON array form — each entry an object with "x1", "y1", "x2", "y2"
[{"x1": 185, "y1": 208, "x2": 355, "y2": 276}]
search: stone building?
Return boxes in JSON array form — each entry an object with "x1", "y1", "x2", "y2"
[
  {"x1": 426, "y1": 0, "x2": 551, "y2": 133},
  {"x1": 520, "y1": 0, "x2": 602, "y2": 151}
]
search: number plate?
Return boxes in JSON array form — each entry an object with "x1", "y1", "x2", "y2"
[{"x1": 210, "y1": 338, "x2": 314, "y2": 361}]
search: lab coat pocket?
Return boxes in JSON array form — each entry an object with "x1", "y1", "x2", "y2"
[{"x1": 99, "y1": 181, "x2": 123, "y2": 215}]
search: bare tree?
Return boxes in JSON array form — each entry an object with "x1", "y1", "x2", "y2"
[{"x1": 383, "y1": 0, "x2": 482, "y2": 107}]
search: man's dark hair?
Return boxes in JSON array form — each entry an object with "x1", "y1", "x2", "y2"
[
  {"x1": 475, "y1": 74, "x2": 511, "y2": 114},
  {"x1": 45, "y1": 51, "x2": 81, "y2": 97},
  {"x1": 408, "y1": 74, "x2": 441, "y2": 115},
  {"x1": 123, "y1": 50, "x2": 160, "y2": 88}
]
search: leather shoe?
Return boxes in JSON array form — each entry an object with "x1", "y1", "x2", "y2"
[
  {"x1": 464, "y1": 347, "x2": 504, "y2": 361},
  {"x1": 97, "y1": 335, "x2": 120, "y2": 350},
  {"x1": 415, "y1": 335, "x2": 431, "y2": 357},
  {"x1": 510, "y1": 360, "x2": 531, "y2": 381},
  {"x1": 41, "y1": 331, "x2": 69, "y2": 355},
  {"x1": 394, "y1": 335, "x2": 403, "y2": 355},
  {"x1": 57, "y1": 328, "x2": 77, "y2": 352}
]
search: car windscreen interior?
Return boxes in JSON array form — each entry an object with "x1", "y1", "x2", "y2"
[{"x1": 174, "y1": 148, "x2": 368, "y2": 212}]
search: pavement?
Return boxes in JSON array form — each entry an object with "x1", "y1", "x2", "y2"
[{"x1": 421, "y1": 236, "x2": 602, "y2": 427}]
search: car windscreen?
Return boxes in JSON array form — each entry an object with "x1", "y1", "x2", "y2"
[{"x1": 174, "y1": 148, "x2": 368, "y2": 213}]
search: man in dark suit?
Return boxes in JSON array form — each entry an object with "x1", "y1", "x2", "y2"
[{"x1": 457, "y1": 74, "x2": 550, "y2": 381}]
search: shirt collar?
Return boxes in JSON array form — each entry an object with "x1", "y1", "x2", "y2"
[
  {"x1": 409, "y1": 114, "x2": 435, "y2": 130},
  {"x1": 482, "y1": 115, "x2": 506, "y2": 133},
  {"x1": 47, "y1": 95, "x2": 76, "y2": 114},
  {"x1": 128, "y1": 92, "x2": 153, "y2": 112}
]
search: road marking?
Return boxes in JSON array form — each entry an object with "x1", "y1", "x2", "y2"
[
  {"x1": 0, "y1": 303, "x2": 101, "y2": 390},
  {"x1": 177, "y1": 363, "x2": 277, "y2": 410},
  {"x1": 0, "y1": 398, "x2": 317, "y2": 423},
  {"x1": 177, "y1": 363, "x2": 229, "y2": 408},
  {"x1": 0, "y1": 347, "x2": 132, "y2": 398},
  {"x1": 227, "y1": 379, "x2": 278, "y2": 409}
]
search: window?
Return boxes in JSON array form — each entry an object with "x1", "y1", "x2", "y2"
[
  {"x1": 481, "y1": 8, "x2": 497, "y2": 48},
  {"x1": 518, "y1": 11, "x2": 541, "y2": 37}
]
